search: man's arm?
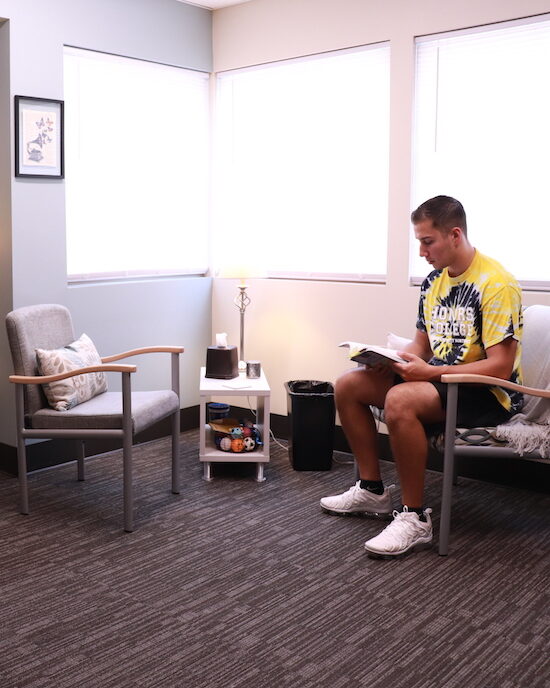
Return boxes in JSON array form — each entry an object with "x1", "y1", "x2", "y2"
[{"x1": 394, "y1": 336, "x2": 518, "y2": 383}]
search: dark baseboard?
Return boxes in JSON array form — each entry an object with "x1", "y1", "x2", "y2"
[
  {"x1": 2, "y1": 404, "x2": 548, "y2": 493},
  {"x1": 0, "y1": 406, "x2": 200, "y2": 476}
]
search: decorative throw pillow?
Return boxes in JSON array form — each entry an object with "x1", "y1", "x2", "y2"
[{"x1": 36, "y1": 333, "x2": 108, "y2": 411}]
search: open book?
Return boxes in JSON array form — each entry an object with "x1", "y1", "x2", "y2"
[{"x1": 338, "y1": 341, "x2": 407, "y2": 367}]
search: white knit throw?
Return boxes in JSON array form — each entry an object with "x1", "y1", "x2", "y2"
[{"x1": 494, "y1": 307, "x2": 550, "y2": 458}]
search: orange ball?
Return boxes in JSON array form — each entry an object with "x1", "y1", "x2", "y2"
[{"x1": 231, "y1": 438, "x2": 244, "y2": 453}]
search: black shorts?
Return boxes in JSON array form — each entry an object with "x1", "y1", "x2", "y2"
[
  {"x1": 394, "y1": 376, "x2": 513, "y2": 428},
  {"x1": 430, "y1": 381, "x2": 514, "y2": 427}
]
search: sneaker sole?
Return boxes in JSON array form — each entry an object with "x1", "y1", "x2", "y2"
[
  {"x1": 364, "y1": 538, "x2": 432, "y2": 559},
  {"x1": 320, "y1": 505, "x2": 392, "y2": 520}
]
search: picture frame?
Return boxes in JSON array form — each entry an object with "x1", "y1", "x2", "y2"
[{"x1": 14, "y1": 96, "x2": 64, "y2": 178}]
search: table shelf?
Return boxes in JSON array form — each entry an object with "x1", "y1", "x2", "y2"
[{"x1": 201, "y1": 426, "x2": 269, "y2": 463}]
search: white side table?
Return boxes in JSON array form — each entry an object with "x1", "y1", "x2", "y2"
[{"x1": 199, "y1": 367, "x2": 271, "y2": 482}]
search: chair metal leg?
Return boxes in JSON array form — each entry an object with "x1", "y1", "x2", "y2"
[
  {"x1": 17, "y1": 435, "x2": 29, "y2": 515},
  {"x1": 122, "y1": 372, "x2": 134, "y2": 533},
  {"x1": 15, "y1": 385, "x2": 29, "y2": 515},
  {"x1": 170, "y1": 352, "x2": 181, "y2": 494},
  {"x1": 171, "y1": 410, "x2": 180, "y2": 494},
  {"x1": 77, "y1": 441, "x2": 85, "y2": 481},
  {"x1": 439, "y1": 383, "x2": 458, "y2": 556}
]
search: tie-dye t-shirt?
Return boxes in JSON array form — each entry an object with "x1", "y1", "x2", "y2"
[{"x1": 416, "y1": 250, "x2": 523, "y2": 414}]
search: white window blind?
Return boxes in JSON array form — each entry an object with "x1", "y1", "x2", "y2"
[
  {"x1": 411, "y1": 15, "x2": 550, "y2": 287},
  {"x1": 64, "y1": 47, "x2": 210, "y2": 281},
  {"x1": 215, "y1": 45, "x2": 391, "y2": 281}
]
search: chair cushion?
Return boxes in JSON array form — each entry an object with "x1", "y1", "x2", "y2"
[
  {"x1": 31, "y1": 390, "x2": 179, "y2": 434},
  {"x1": 36, "y1": 334, "x2": 108, "y2": 411}
]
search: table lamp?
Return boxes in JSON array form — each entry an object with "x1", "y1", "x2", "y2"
[{"x1": 217, "y1": 262, "x2": 267, "y2": 370}]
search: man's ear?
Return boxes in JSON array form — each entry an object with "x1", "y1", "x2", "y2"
[{"x1": 450, "y1": 226, "x2": 462, "y2": 243}]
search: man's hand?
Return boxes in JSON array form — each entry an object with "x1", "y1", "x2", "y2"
[{"x1": 392, "y1": 351, "x2": 438, "y2": 382}]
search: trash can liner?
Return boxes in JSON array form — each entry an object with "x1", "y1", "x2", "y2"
[{"x1": 286, "y1": 380, "x2": 334, "y2": 396}]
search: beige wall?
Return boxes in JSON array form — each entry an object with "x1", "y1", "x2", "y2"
[{"x1": 212, "y1": 0, "x2": 550, "y2": 417}]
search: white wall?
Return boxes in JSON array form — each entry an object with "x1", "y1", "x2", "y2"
[
  {"x1": 212, "y1": 0, "x2": 550, "y2": 417},
  {"x1": 0, "y1": 0, "x2": 213, "y2": 445}
]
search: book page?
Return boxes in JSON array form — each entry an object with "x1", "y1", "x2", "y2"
[{"x1": 338, "y1": 341, "x2": 406, "y2": 365}]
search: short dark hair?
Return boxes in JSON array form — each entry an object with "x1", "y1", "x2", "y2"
[{"x1": 411, "y1": 195, "x2": 467, "y2": 236}]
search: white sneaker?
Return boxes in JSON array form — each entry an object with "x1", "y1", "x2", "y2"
[
  {"x1": 364, "y1": 507, "x2": 433, "y2": 557},
  {"x1": 320, "y1": 481, "x2": 394, "y2": 518}
]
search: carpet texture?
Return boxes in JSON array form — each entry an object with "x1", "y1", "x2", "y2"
[{"x1": 0, "y1": 430, "x2": 548, "y2": 688}]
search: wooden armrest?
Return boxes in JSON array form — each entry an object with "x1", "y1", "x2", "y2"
[
  {"x1": 9, "y1": 364, "x2": 137, "y2": 385},
  {"x1": 102, "y1": 346, "x2": 184, "y2": 363},
  {"x1": 440, "y1": 373, "x2": 550, "y2": 399}
]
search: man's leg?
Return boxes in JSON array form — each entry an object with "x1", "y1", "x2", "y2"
[
  {"x1": 364, "y1": 381, "x2": 445, "y2": 557},
  {"x1": 335, "y1": 366, "x2": 395, "y2": 480},
  {"x1": 320, "y1": 366, "x2": 396, "y2": 517},
  {"x1": 384, "y1": 381, "x2": 445, "y2": 507}
]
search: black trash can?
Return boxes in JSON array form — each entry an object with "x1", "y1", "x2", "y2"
[{"x1": 285, "y1": 380, "x2": 335, "y2": 470}]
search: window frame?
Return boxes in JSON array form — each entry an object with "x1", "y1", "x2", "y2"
[
  {"x1": 63, "y1": 46, "x2": 211, "y2": 284},
  {"x1": 214, "y1": 43, "x2": 391, "y2": 283},
  {"x1": 410, "y1": 13, "x2": 550, "y2": 291}
]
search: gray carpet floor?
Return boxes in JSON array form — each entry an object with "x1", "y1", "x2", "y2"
[{"x1": 0, "y1": 430, "x2": 548, "y2": 688}]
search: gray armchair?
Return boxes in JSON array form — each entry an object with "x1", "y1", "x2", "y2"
[
  {"x1": 6, "y1": 303, "x2": 184, "y2": 532},
  {"x1": 439, "y1": 304, "x2": 550, "y2": 555}
]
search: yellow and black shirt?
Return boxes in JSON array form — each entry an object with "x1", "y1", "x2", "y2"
[{"x1": 416, "y1": 250, "x2": 523, "y2": 414}]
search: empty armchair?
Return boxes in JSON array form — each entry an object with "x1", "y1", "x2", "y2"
[{"x1": 6, "y1": 303, "x2": 184, "y2": 532}]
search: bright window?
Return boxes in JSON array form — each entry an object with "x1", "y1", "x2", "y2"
[
  {"x1": 64, "y1": 47, "x2": 210, "y2": 281},
  {"x1": 215, "y1": 45, "x2": 391, "y2": 281},
  {"x1": 412, "y1": 15, "x2": 550, "y2": 288}
]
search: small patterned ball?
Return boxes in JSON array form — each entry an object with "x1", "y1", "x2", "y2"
[
  {"x1": 243, "y1": 437, "x2": 256, "y2": 452},
  {"x1": 231, "y1": 438, "x2": 245, "y2": 453},
  {"x1": 220, "y1": 436, "x2": 232, "y2": 452},
  {"x1": 230, "y1": 427, "x2": 243, "y2": 438},
  {"x1": 242, "y1": 426, "x2": 252, "y2": 437}
]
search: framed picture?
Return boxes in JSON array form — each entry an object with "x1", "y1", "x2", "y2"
[{"x1": 14, "y1": 96, "x2": 64, "y2": 178}]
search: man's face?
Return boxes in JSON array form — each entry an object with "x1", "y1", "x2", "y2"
[{"x1": 414, "y1": 219, "x2": 458, "y2": 271}]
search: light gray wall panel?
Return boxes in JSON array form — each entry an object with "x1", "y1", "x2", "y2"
[{"x1": 0, "y1": 0, "x2": 212, "y2": 445}]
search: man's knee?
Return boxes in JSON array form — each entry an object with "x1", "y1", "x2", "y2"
[
  {"x1": 335, "y1": 367, "x2": 392, "y2": 409},
  {"x1": 334, "y1": 370, "x2": 359, "y2": 406},
  {"x1": 384, "y1": 385, "x2": 412, "y2": 425},
  {"x1": 384, "y1": 382, "x2": 443, "y2": 426}
]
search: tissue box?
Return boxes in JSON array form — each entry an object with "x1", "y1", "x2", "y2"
[{"x1": 205, "y1": 345, "x2": 238, "y2": 379}]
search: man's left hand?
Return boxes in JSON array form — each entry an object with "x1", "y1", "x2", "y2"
[{"x1": 392, "y1": 351, "x2": 437, "y2": 382}]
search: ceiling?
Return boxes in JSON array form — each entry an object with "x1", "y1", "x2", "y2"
[{"x1": 180, "y1": 0, "x2": 253, "y2": 9}]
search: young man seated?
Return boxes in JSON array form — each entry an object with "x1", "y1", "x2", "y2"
[{"x1": 320, "y1": 195, "x2": 523, "y2": 557}]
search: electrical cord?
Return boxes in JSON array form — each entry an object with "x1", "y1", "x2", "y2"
[
  {"x1": 240, "y1": 398, "x2": 382, "y2": 459},
  {"x1": 244, "y1": 396, "x2": 288, "y2": 451}
]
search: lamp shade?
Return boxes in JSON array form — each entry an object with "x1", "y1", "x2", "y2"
[{"x1": 217, "y1": 262, "x2": 267, "y2": 285}]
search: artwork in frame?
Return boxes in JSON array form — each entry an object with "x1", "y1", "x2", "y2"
[{"x1": 14, "y1": 96, "x2": 64, "y2": 178}]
